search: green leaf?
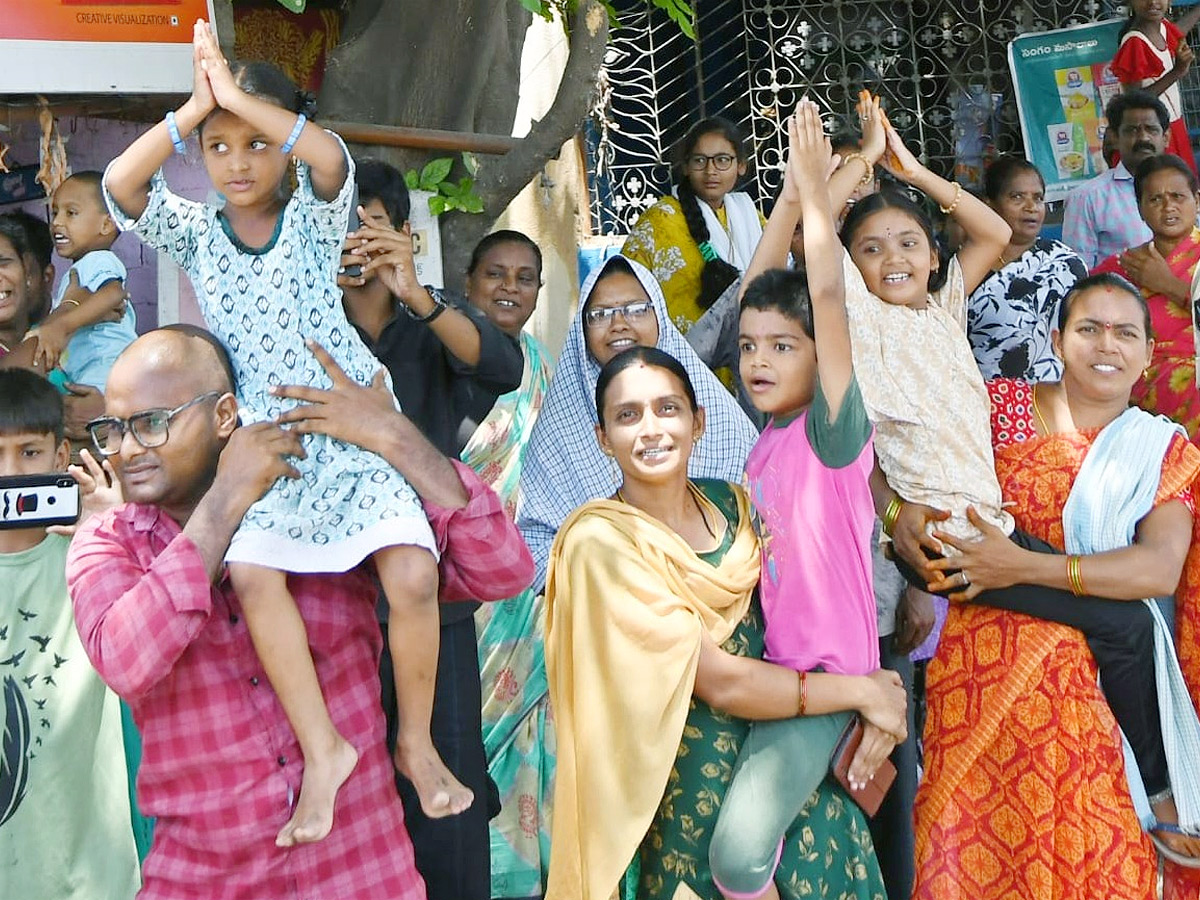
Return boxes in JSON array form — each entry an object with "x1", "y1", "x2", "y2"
[
  {"x1": 461, "y1": 151, "x2": 479, "y2": 177},
  {"x1": 273, "y1": 0, "x2": 306, "y2": 11},
  {"x1": 428, "y1": 195, "x2": 448, "y2": 217},
  {"x1": 404, "y1": 169, "x2": 420, "y2": 191},
  {"x1": 438, "y1": 180, "x2": 462, "y2": 199},
  {"x1": 520, "y1": 0, "x2": 555, "y2": 20},
  {"x1": 462, "y1": 195, "x2": 485, "y2": 214},
  {"x1": 652, "y1": 0, "x2": 695, "y2": 39},
  {"x1": 419, "y1": 158, "x2": 454, "y2": 191}
]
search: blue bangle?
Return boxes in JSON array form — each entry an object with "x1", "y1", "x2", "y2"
[
  {"x1": 280, "y1": 113, "x2": 307, "y2": 155},
  {"x1": 165, "y1": 111, "x2": 186, "y2": 155}
]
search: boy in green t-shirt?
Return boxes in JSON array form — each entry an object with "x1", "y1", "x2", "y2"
[{"x1": 0, "y1": 369, "x2": 141, "y2": 898}]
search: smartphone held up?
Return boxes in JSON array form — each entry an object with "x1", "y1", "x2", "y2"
[{"x1": 0, "y1": 474, "x2": 80, "y2": 530}]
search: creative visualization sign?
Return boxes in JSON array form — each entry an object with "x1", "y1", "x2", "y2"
[
  {"x1": 0, "y1": 0, "x2": 215, "y2": 93},
  {"x1": 1009, "y1": 18, "x2": 1125, "y2": 202}
]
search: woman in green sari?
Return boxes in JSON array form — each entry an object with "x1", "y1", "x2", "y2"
[
  {"x1": 458, "y1": 230, "x2": 555, "y2": 900},
  {"x1": 544, "y1": 346, "x2": 906, "y2": 900}
]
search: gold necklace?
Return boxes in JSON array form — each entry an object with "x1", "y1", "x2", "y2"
[{"x1": 1032, "y1": 383, "x2": 1051, "y2": 435}]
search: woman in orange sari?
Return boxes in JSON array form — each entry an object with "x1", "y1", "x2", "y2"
[
  {"x1": 1093, "y1": 153, "x2": 1200, "y2": 434},
  {"x1": 902, "y1": 274, "x2": 1200, "y2": 898}
]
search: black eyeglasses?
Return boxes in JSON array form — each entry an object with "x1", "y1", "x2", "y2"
[
  {"x1": 686, "y1": 153, "x2": 736, "y2": 171},
  {"x1": 87, "y1": 391, "x2": 223, "y2": 457},
  {"x1": 583, "y1": 300, "x2": 654, "y2": 329}
]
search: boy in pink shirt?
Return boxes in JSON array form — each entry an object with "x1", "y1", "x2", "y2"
[{"x1": 707, "y1": 102, "x2": 897, "y2": 900}]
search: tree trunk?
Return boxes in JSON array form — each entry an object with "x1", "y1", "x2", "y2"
[
  {"x1": 441, "y1": 1, "x2": 609, "y2": 286},
  {"x1": 316, "y1": 0, "x2": 609, "y2": 289},
  {"x1": 318, "y1": 0, "x2": 530, "y2": 170}
]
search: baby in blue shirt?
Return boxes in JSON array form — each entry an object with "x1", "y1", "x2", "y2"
[{"x1": 27, "y1": 172, "x2": 136, "y2": 391}]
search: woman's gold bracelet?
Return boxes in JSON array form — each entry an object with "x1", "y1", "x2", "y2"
[
  {"x1": 939, "y1": 181, "x2": 963, "y2": 215},
  {"x1": 1066, "y1": 555, "x2": 1087, "y2": 596},
  {"x1": 797, "y1": 670, "x2": 808, "y2": 717},
  {"x1": 882, "y1": 496, "x2": 905, "y2": 537},
  {"x1": 842, "y1": 152, "x2": 874, "y2": 187}
]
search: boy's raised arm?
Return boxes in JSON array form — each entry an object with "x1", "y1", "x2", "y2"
[{"x1": 791, "y1": 100, "x2": 852, "y2": 419}]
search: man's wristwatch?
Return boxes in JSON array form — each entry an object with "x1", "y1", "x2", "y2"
[{"x1": 402, "y1": 286, "x2": 448, "y2": 324}]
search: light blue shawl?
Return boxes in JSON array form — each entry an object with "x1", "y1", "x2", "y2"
[
  {"x1": 1063, "y1": 406, "x2": 1200, "y2": 831},
  {"x1": 516, "y1": 256, "x2": 759, "y2": 591}
]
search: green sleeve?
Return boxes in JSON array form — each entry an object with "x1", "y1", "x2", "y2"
[{"x1": 804, "y1": 375, "x2": 871, "y2": 468}]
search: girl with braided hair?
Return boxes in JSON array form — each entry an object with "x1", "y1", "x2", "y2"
[{"x1": 624, "y1": 118, "x2": 764, "y2": 386}]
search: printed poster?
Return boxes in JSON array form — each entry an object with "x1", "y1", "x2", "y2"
[
  {"x1": 0, "y1": 0, "x2": 215, "y2": 93},
  {"x1": 1009, "y1": 19, "x2": 1124, "y2": 201}
]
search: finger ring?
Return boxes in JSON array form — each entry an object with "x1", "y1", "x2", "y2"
[{"x1": 960, "y1": 570, "x2": 970, "y2": 585}]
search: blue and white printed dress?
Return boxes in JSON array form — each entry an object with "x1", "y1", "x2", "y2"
[{"x1": 103, "y1": 138, "x2": 436, "y2": 572}]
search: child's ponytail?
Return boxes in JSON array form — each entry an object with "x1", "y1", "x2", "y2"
[{"x1": 295, "y1": 89, "x2": 319, "y2": 119}]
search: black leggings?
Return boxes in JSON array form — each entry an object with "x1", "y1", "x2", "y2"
[{"x1": 895, "y1": 530, "x2": 1169, "y2": 798}]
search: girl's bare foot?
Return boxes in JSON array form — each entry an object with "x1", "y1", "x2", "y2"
[
  {"x1": 275, "y1": 737, "x2": 359, "y2": 847},
  {"x1": 393, "y1": 739, "x2": 474, "y2": 818}
]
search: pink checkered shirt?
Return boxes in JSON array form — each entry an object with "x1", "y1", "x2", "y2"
[{"x1": 67, "y1": 461, "x2": 532, "y2": 900}]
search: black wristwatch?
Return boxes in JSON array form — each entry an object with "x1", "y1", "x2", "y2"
[{"x1": 403, "y1": 286, "x2": 448, "y2": 324}]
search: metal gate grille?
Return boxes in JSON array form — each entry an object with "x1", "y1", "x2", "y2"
[{"x1": 587, "y1": 0, "x2": 1200, "y2": 236}]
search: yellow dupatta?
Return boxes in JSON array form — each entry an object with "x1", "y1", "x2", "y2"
[{"x1": 543, "y1": 485, "x2": 760, "y2": 900}]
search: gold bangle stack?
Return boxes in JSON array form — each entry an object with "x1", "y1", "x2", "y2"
[
  {"x1": 939, "y1": 181, "x2": 963, "y2": 215},
  {"x1": 797, "y1": 670, "x2": 808, "y2": 717},
  {"x1": 1066, "y1": 555, "x2": 1086, "y2": 596},
  {"x1": 842, "y1": 152, "x2": 875, "y2": 186},
  {"x1": 882, "y1": 496, "x2": 905, "y2": 537}
]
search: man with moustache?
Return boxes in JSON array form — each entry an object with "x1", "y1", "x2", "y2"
[
  {"x1": 65, "y1": 326, "x2": 533, "y2": 899},
  {"x1": 1063, "y1": 90, "x2": 1171, "y2": 268}
]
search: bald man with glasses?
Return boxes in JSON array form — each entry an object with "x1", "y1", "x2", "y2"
[{"x1": 66, "y1": 325, "x2": 533, "y2": 900}]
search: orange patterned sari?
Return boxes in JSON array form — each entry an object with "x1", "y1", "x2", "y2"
[{"x1": 914, "y1": 380, "x2": 1200, "y2": 900}]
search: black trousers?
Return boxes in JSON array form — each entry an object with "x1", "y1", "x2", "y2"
[
  {"x1": 869, "y1": 636, "x2": 916, "y2": 900},
  {"x1": 381, "y1": 615, "x2": 493, "y2": 900},
  {"x1": 894, "y1": 530, "x2": 1169, "y2": 797}
]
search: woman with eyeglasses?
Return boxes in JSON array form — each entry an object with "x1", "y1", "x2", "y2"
[
  {"x1": 518, "y1": 255, "x2": 758, "y2": 589},
  {"x1": 624, "y1": 118, "x2": 765, "y2": 385}
]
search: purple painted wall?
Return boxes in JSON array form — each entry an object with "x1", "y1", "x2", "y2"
[{"x1": 1, "y1": 115, "x2": 214, "y2": 331}]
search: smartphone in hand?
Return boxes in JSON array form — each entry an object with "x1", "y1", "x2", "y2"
[
  {"x1": 0, "y1": 474, "x2": 80, "y2": 530},
  {"x1": 343, "y1": 187, "x2": 363, "y2": 278}
]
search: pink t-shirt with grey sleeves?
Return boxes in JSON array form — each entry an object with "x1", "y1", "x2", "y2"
[{"x1": 744, "y1": 376, "x2": 880, "y2": 675}]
